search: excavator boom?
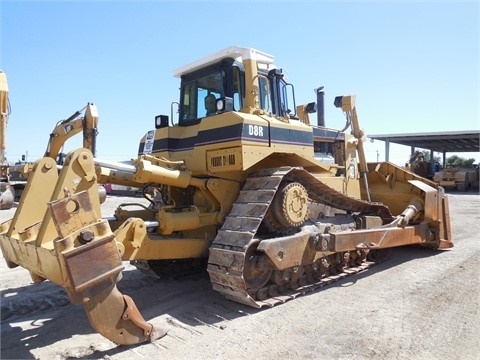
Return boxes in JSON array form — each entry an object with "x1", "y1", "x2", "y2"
[
  {"x1": 5, "y1": 102, "x2": 100, "y2": 204},
  {"x1": 45, "y1": 102, "x2": 99, "y2": 160}
]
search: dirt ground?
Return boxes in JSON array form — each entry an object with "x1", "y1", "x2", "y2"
[{"x1": 0, "y1": 192, "x2": 479, "y2": 360}]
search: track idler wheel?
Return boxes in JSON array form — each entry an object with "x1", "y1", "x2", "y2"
[
  {"x1": 243, "y1": 240, "x2": 272, "y2": 291},
  {"x1": 264, "y1": 182, "x2": 309, "y2": 233},
  {"x1": 83, "y1": 283, "x2": 166, "y2": 345}
]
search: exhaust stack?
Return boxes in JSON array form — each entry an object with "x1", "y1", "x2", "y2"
[{"x1": 316, "y1": 86, "x2": 325, "y2": 127}]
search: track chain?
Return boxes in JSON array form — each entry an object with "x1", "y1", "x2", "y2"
[{"x1": 207, "y1": 167, "x2": 391, "y2": 308}]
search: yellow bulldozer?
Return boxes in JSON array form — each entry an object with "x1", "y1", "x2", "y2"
[{"x1": 0, "y1": 46, "x2": 452, "y2": 345}]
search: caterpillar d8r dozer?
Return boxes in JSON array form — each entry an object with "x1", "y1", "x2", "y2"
[{"x1": 0, "y1": 46, "x2": 453, "y2": 345}]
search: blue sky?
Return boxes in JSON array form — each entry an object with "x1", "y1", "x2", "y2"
[{"x1": 1, "y1": 0, "x2": 478, "y2": 165}]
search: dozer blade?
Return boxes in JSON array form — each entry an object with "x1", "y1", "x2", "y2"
[{"x1": 0, "y1": 182, "x2": 14, "y2": 210}]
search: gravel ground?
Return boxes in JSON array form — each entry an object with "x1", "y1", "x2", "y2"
[{"x1": 0, "y1": 192, "x2": 479, "y2": 360}]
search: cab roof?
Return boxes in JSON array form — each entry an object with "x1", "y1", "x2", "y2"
[{"x1": 173, "y1": 46, "x2": 275, "y2": 78}]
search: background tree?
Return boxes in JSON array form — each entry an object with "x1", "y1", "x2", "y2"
[{"x1": 446, "y1": 155, "x2": 476, "y2": 167}]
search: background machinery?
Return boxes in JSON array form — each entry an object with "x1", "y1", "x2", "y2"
[
  {"x1": 406, "y1": 150, "x2": 478, "y2": 191},
  {"x1": 7, "y1": 102, "x2": 100, "y2": 200},
  {"x1": 406, "y1": 150, "x2": 430, "y2": 179},
  {"x1": 0, "y1": 47, "x2": 452, "y2": 345},
  {"x1": 433, "y1": 165, "x2": 479, "y2": 191},
  {"x1": 0, "y1": 70, "x2": 15, "y2": 209}
]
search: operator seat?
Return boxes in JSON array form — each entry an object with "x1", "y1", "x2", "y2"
[{"x1": 204, "y1": 94, "x2": 216, "y2": 116}]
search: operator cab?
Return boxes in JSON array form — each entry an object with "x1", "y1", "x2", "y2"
[
  {"x1": 178, "y1": 57, "x2": 243, "y2": 125},
  {"x1": 165, "y1": 46, "x2": 297, "y2": 126}
]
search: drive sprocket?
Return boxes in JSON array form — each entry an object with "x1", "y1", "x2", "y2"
[{"x1": 263, "y1": 181, "x2": 309, "y2": 233}]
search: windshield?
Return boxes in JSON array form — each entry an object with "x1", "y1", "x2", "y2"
[{"x1": 180, "y1": 70, "x2": 225, "y2": 125}]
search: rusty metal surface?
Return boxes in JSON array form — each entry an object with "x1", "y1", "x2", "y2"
[
  {"x1": 122, "y1": 295, "x2": 155, "y2": 337},
  {"x1": 49, "y1": 190, "x2": 161, "y2": 345},
  {"x1": 49, "y1": 190, "x2": 98, "y2": 238},
  {"x1": 83, "y1": 284, "x2": 164, "y2": 345},
  {"x1": 63, "y1": 235, "x2": 124, "y2": 295}
]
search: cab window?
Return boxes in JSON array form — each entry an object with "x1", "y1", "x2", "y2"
[
  {"x1": 180, "y1": 70, "x2": 225, "y2": 125},
  {"x1": 232, "y1": 66, "x2": 243, "y2": 111}
]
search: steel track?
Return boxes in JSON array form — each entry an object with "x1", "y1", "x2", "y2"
[{"x1": 207, "y1": 167, "x2": 391, "y2": 307}]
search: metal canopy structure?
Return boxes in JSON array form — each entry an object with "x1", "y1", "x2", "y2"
[{"x1": 369, "y1": 130, "x2": 480, "y2": 164}]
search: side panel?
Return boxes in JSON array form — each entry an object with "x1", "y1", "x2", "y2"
[{"x1": 138, "y1": 112, "x2": 325, "y2": 179}]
